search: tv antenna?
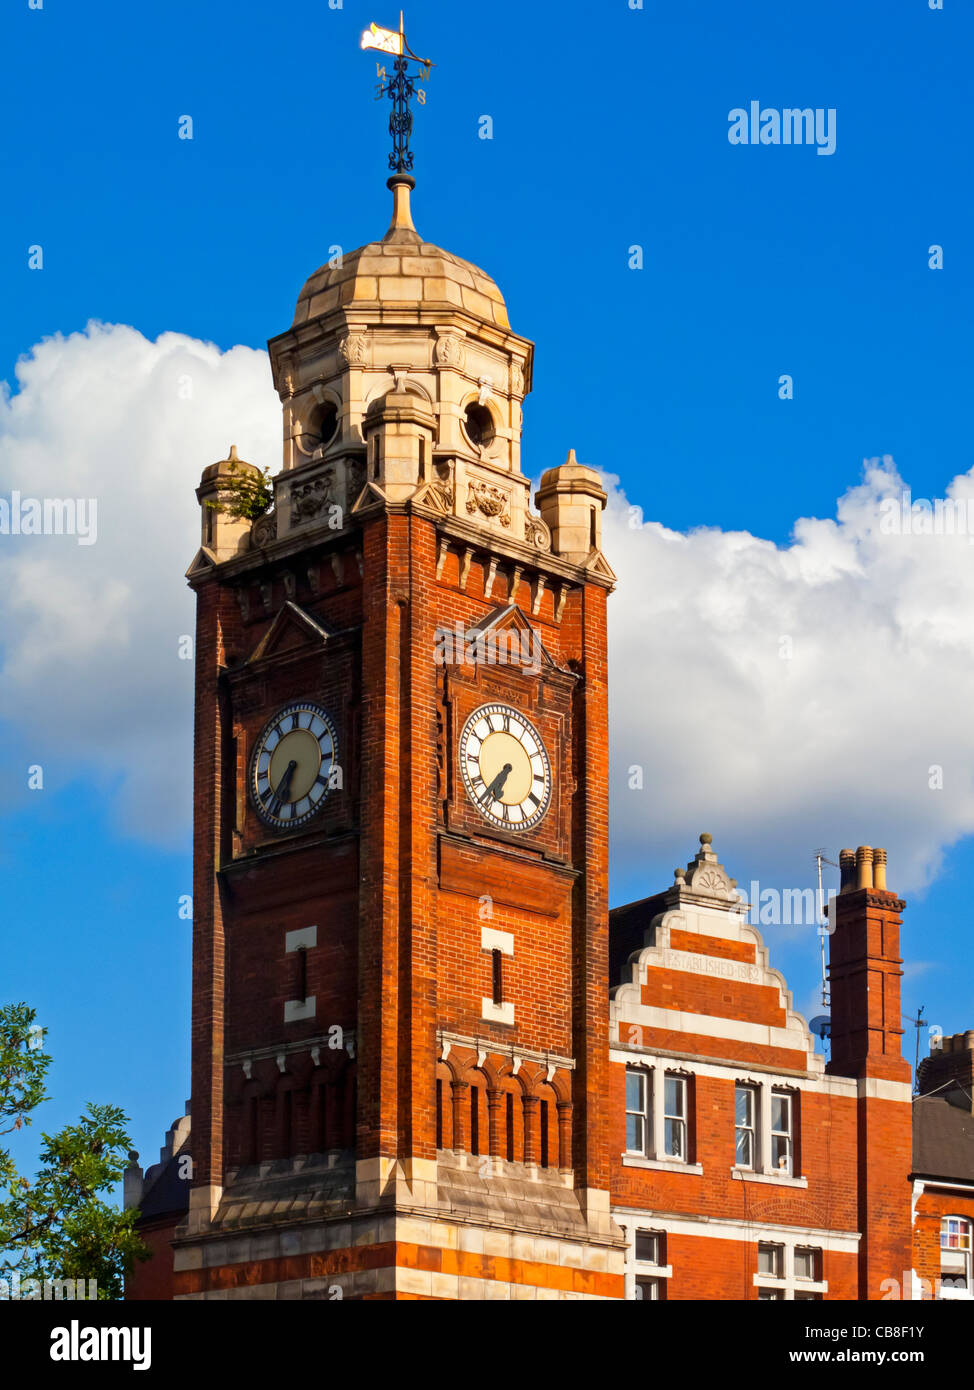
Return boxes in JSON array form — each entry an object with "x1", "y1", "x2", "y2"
[
  {"x1": 813, "y1": 849, "x2": 837, "y2": 1008},
  {"x1": 904, "y1": 1005, "x2": 925, "y2": 1092}
]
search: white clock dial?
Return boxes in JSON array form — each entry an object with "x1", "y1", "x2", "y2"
[
  {"x1": 459, "y1": 703, "x2": 551, "y2": 832},
  {"x1": 249, "y1": 701, "x2": 338, "y2": 830}
]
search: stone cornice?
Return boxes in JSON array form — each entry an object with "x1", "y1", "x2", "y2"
[
  {"x1": 428, "y1": 511, "x2": 614, "y2": 591},
  {"x1": 268, "y1": 305, "x2": 535, "y2": 379}
]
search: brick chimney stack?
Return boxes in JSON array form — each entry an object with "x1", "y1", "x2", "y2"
[
  {"x1": 828, "y1": 846, "x2": 910, "y2": 1083},
  {"x1": 827, "y1": 845, "x2": 912, "y2": 1297}
]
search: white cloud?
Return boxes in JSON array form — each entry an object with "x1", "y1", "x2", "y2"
[
  {"x1": 0, "y1": 323, "x2": 280, "y2": 845},
  {"x1": 2, "y1": 322, "x2": 973, "y2": 897},
  {"x1": 606, "y1": 457, "x2": 974, "y2": 895}
]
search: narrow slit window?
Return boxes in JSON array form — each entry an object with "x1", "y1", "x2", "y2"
[
  {"x1": 506, "y1": 1092, "x2": 515, "y2": 1162},
  {"x1": 492, "y1": 948, "x2": 503, "y2": 1005},
  {"x1": 540, "y1": 1099, "x2": 549, "y2": 1168},
  {"x1": 470, "y1": 1088, "x2": 480, "y2": 1156}
]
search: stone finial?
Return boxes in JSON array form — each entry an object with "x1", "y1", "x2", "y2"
[
  {"x1": 670, "y1": 833, "x2": 738, "y2": 904},
  {"x1": 123, "y1": 1151, "x2": 144, "y2": 1211},
  {"x1": 383, "y1": 174, "x2": 418, "y2": 240}
]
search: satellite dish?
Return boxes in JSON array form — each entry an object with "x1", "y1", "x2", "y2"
[{"x1": 809, "y1": 1015, "x2": 831, "y2": 1041}]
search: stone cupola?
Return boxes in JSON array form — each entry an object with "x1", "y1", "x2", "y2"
[{"x1": 264, "y1": 173, "x2": 539, "y2": 544}]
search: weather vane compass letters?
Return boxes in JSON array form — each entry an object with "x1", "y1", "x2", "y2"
[{"x1": 361, "y1": 13, "x2": 433, "y2": 175}]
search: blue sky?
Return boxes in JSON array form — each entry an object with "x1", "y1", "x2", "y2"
[{"x1": 2, "y1": 0, "x2": 972, "y2": 1171}]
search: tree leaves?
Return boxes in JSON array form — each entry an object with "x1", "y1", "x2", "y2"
[{"x1": 0, "y1": 1005, "x2": 148, "y2": 1300}]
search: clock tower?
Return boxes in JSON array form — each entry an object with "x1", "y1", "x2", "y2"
[{"x1": 175, "y1": 170, "x2": 624, "y2": 1299}]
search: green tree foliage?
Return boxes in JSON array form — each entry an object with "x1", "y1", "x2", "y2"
[
  {"x1": 0, "y1": 1004, "x2": 147, "y2": 1299},
  {"x1": 205, "y1": 459, "x2": 273, "y2": 521}
]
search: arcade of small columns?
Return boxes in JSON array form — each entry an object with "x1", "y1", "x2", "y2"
[{"x1": 435, "y1": 1040, "x2": 574, "y2": 1172}]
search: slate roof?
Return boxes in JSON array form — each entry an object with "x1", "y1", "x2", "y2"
[{"x1": 913, "y1": 1092, "x2": 974, "y2": 1184}]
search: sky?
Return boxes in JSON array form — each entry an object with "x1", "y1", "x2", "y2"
[{"x1": 1, "y1": 0, "x2": 972, "y2": 1173}]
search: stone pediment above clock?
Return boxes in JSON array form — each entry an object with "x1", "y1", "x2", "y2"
[
  {"x1": 459, "y1": 603, "x2": 558, "y2": 670},
  {"x1": 245, "y1": 601, "x2": 333, "y2": 666}
]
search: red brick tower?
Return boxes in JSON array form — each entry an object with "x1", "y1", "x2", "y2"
[
  {"x1": 827, "y1": 846, "x2": 913, "y2": 1297},
  {"x1": 172, "y1": 175, "x2": 624, "y2": 1299}
]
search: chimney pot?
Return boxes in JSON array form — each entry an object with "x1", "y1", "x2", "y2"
[
  {"x1": 839, "y1": 849, "x2": 856, "y2": 892},
  {"x1": 873, "y1": 848, "x2": 887, "y2": 890},
  {"x1": 856, "y1": 845, "x2": 874, "y2": 890}
]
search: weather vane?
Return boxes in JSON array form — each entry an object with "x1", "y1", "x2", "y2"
[{"x1": 361, "y1": 13, "x2": 433, "y2": 175}]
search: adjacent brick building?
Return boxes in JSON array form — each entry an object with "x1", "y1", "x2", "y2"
[{"x1": 125, "y1": 175, "x2": 973, "y2": 1301}]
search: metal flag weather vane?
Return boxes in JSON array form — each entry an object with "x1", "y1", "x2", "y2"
[{"x1": 361, "y1": 13, "x2": 433, "y2": 175}]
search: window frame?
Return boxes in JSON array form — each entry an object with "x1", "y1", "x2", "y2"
[
  {"x1": 663, "y1": 1074, "x2": 688, "y2": 1162},
  {"x1": 625, "y1": 1067, "x2": 650, "y2": 1156},
  {"x1": 940, "y1": 1215, "x2": 973, "y2": 1296},
  {"x1": 770, "y1": 1089, "x2": 794, "y2": 1177},
  {"x1": 735, "y1": 1083, "x2": 757, "y2": 1170}
]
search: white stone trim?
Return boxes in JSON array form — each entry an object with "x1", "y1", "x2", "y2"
[
  {"x1": 481, "y1": 999, "x2": 514, "y2": 1026},
  {"x1": 623, "y1": 1156, "x2": 703, "y2": 1176},
  {"x1": 621, "y1": 1005, "x2": 809, "y2": 1053},
  {"x1": 732, "y1": 1169, "x2": 808, "y2": 1189},
  {"x1": 610, "y1": 1205, "x2": 860, "y2": 1252},
  {"x1": 481, "y1": 926, "x2": 514, "y2": 956},
  {"x1": 284, "y1": 997, "x2": 316, "y2": 1023},
  {"x1": 438, "y1": 1030, "x2": 575, "y2": 1072},
  {"x1": 610, "y1": 901, "x2": 819, "y2": 1069},
  {"x1": 857, "y1": 1077, "x2": 912, "y2": 1103},
  {"x1": 609, "y1": 1047, "x2": 855, "y2": 1096},
  {"x1": 285, "y1": 925, "x2": 317, "y2": 952}
]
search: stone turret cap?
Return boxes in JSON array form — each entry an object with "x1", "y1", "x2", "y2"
[
  {"x1": 535, "y1": 449, "x2": 608, "y2": 506},
  {"x1": 198, "y1": 444, "x2": 258, "y2": 491},
  {"x1": 291, "y1": 180, "x2": 509, "y2": 330}
]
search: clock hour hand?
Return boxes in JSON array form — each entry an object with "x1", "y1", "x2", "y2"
[
  {"x1": 269, "y1": 758, "x2": 298, "y2": 814},
  {"x1": 482, "y1": 762, "x2": 512, "y2": 803}
]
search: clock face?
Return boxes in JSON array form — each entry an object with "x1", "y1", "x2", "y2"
[
  {"x1": 459, "y1": 703, "x2": 552, "y2": 833},
  {"x1": 249, "y1": 701, "x2": 338, "y2": 830}
]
